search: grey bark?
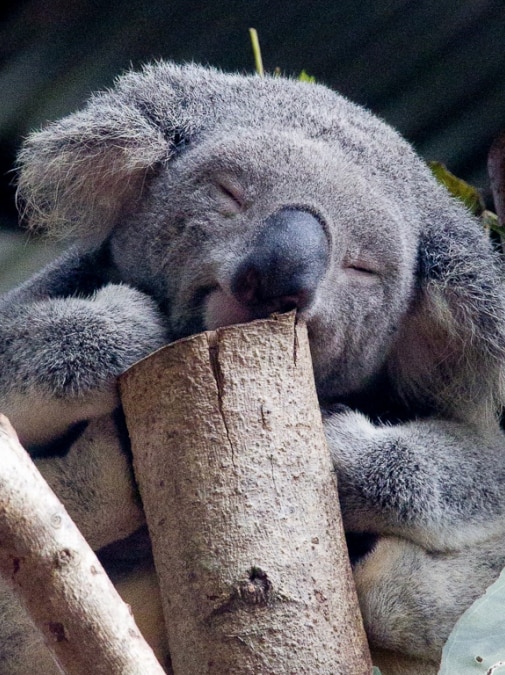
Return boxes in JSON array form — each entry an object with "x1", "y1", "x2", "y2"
[
  {"x1": 0, "y1": 413, "x2": 166, "y2": 675},
  {"x1": 489, "y1": 132, "x2": 505, "y2": 229}
]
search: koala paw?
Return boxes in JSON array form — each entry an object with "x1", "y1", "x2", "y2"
[
  {"x1": 93, "y1": 283, "x2": 170, "y2": 360},
  {"x1": 0, "y1": 283, "x2": 170, "y2": 443},
  {"x1": 323, "y1": 407, "x2": 377, "y2": 469},
  {"x1": 38, "y1": 283, "x2": 169, "y2": 399}
]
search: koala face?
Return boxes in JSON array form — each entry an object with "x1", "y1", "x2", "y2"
[{"x1": 110, "y1": 128, "x2": 418, "y2": 399}]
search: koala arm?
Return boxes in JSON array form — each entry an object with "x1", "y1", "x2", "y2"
[
  {"x1": 0, "y1": 281, "x2": 169, "y2": 446},
  {"x1": 325, "y1": 409, "x2": 505, "y2": 551},
  {"x1": 34, "y1": 414, "x2": 145, "y2": 551}
]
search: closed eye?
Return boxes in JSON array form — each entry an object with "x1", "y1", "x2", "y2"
[
  {"x1": 347, "y1": 265, "x2": 376, "y2": 274},
  {"x1": 344, "y1": 262, "x2": 380, "y2": 279},
  {"x1": 215, "y1": 179, "x2": 245, "y2": 212}
]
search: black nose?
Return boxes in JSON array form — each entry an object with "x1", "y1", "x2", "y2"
[{"x1": 231, "y1": 208, "x2": 329, "y2": 313}]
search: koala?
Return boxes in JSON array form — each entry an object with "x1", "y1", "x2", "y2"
[{"x1": 1, "y1": 61, "x2": 505, "y2": 675}]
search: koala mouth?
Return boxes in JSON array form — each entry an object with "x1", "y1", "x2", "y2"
[
  {"x1": 203, "y1": 288, "x2": 271, "y2": 330},
  {"x1": 203, "y1": 287, "x2": 304, "y2": 331}
]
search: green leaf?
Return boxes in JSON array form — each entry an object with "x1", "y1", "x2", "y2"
[
  {"x1": 438, "y1": 567, "x2": 505, "y2": 674},
  {"x1": 428, "y1": 161, "x2": 484, "y2": 216},
  {"x1": 372, "y1": 667, "x2": 383, "y2": 674},
  {"x1": 299, "y1": 69, "x2": 316, "y2": 83},
  {"x1": 249, "y1": 28, "x2": 264, "y2": 77},
  {"x1": 481, "y1": 209, "x2": 505, "y2": 237}
]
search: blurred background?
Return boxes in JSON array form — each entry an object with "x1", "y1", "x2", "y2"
[{"x1": 1, "y1": 0, "x2": 504, "y2": 290}]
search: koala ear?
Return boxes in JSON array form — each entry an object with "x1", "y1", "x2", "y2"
[
  {"x1": 16, "y1": 67, "x2": 193, "y2": 243},
  {"x1": 388, "y1": 212, "x2": 505, "y2": 425}
]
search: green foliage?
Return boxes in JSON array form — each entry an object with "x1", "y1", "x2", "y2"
[
  {"x1": 249, "y1": 28, "x2": 264, "y2": 77},
  {"x1": 372, "y1": 667, "x2": 383, "y2": 674},
  {"x1": 439, "y1": 567, "x2": 505, "y2": 674},
  {"x1": 299, "y1": 69, "x2": 316, "y2": 83},
  {"x1": 480, "y1": 209, "x2": 504, "y2": 236},
  {"x1": 429, "y1": 161, "x2": 505, "y2": 237},
  {"x1": 428, "y1": 161, "x2": 484, "y2": 215},
  {"x1": 248, "y1": 30, "x2": 315, "y2": 83}
]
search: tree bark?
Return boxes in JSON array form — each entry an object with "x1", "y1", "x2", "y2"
[
  {"x1": 488, "y1": 132, "x2": 505, "y2": 228},
  {"x1": 120, "y1": 312, "x2": 372, "y2": 674},
  {"x1": 0, "y1": 414, "x2": 166, "y2": 675}
]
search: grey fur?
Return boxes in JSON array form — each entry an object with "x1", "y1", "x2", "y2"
[{"x1": 1, "y1": 61, "x2": 505, "y2": 673}]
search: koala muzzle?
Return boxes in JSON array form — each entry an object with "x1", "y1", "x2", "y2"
[{"x1": 231, "y1": 208, "x2": 329, "y2": 314}]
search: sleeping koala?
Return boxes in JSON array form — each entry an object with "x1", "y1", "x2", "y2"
[{"x1": 1, "y1": 62, "x2": 505, "y2": 675}]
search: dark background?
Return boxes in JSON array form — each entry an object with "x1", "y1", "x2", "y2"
[{"x1": 1, "y1": 0, "x2": 505, "y2": 232}]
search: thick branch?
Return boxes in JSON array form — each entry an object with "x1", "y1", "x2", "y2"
[
  {"x1": 120, "y1": 313, "x2": 371, "y2": 674},
  {"x1": 0, "y1": 414, "x2": 166, "y2": 675}
]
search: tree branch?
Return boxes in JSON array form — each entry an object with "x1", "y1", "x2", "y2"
[
  {"x1": 121, "y1": 312, "x2": 371, "y2": 674},
  {"x1": 0, "y1": 413, "x2": 166, "y2": 675}
]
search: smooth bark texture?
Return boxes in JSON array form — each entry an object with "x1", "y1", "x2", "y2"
[
  {"x1": 0, "y1": 414, "x2": 166, "y2": 675},
  {"x1": 120, "y1": 313, "x2": 372, "y2": 674}
]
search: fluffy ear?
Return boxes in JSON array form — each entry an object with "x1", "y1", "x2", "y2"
[
  {"x1": 16, "y1": 63, "x2": 199, "y2": 243},
  {"x1": 388, "y1": 209, "x2": 505, "y2": 426}
]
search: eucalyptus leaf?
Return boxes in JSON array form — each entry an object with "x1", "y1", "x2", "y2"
[
  {"x1": 481, "y1": 209, "x2": 505, "y2": 237},
  {"x1": 299, "y1": 69, "x2": 316, "y2": 83},
  {"x1": 438, "y1": 567, "x2": 505, "y2": 674},
  {"x1": 429, "y1": 161, "x2": 484, "y2": 215}
]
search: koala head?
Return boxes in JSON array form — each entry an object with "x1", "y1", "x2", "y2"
[
  {"x1": 109, "y1": 126, "x2": 418, "y2": 398},
  {"x1": 16, "y1": 62, "x2": 505, "y2": 418}
]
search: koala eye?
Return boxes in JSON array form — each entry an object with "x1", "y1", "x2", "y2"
[
  {"x1": 344, "y1": 261, "x2": 380, "y2": 280},
  {"x1": 215, "y1": 178, "x2": 245, "y2": 213}
]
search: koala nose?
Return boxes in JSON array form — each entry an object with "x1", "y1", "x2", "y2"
[{"x1": 231, "y1": 208, "x2": 329, "y2": 313}]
